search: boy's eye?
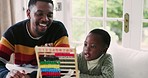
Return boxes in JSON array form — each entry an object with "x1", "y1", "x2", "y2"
[
  {"x1": 91, "y1": 44, "x2": 96, "y2": 48},
  {"x1": 84, "y1": 43, "x2": 87, "y2": 47}
]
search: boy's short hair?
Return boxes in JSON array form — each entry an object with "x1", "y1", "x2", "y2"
[
  {"x1": 90, "y1": 29, "x2": 111, "y2": 47},
  {"x1": 28, "y1": 0, "x2": 53, "y2": 9}
]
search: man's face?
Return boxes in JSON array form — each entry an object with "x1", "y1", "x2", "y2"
[
  {"x1": 83, "y1": 33, "x2": 106, "y2": 61},
  {"x1": 27, "y1": 1, "x2": 53, "y2": 37}
]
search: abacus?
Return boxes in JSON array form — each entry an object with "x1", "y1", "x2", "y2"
[{"x1": 35, "y1": 46, "x2": 79, "y2": 78}]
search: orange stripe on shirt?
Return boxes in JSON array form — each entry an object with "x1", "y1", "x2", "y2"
[
  {"x1": 0, "y1": 37, "x2": 14, "y2": 51},
  {"x1": 15, "y1": 45, "x2": 35, "y2": 55},
  {"x1": 54, "y1": 36, "x2": 69, "y2": 47}
]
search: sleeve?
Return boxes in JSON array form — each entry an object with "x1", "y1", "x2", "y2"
[
  {"x1": 0, "y1": 28, "x2": 15, "y2": 78},
  {"x1": 0, "y1": 62, "x2": 9, "y2": 78},
  {"x1": 0, "y1": 27, "x2": 15, "y2": 62},
  {"x1": 54, "y1": 36, "x2": 69, "y2": 47},
  {"x1": 0, "y1": 37, "x2": 14, "y2": 62},
  {"x1": 77, "y1": 53, "x2": 84, "y2": 71},
  {"x1": 53, "y1": 21, "x2": 70, "y2": 47},
  {"x1": 79, "y1": 54, "x2": 114, "y2": 78}
]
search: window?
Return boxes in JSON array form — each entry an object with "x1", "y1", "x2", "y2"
[
  {"x1": 71, "y1": 0, "x2": 123, "y2": 51},
  {"x1": 142, "y1": 0, "x2": 148, "y2": 50}
]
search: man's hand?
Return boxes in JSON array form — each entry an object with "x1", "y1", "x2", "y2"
[
  {"x1": 44, "y1": 43, "x2": 53, "y2": 47},
  {"x1": 11, "y1": 73, "x2": 30, "y2": 78},
  {"x1": 6, "y1": 70, "x2": 30, "y2": 78}
]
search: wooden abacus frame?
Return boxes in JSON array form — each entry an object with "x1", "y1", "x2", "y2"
[{"x1": 35, "y1": 46, "x2": 79, "y2": 78}]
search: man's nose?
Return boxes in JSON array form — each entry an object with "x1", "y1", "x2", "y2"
[{"x1": 41, "y1": 15, "x2": 49, "y2": 21}]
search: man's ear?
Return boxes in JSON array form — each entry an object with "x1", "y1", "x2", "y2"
[{"x1": 26, "y1": 9, "x2": 31, "y2": 19}]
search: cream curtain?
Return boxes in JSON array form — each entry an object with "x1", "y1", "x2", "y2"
[
  {"x1": 0, "y1": 0, "x2": 16, "y2": 63},
  {"x1": 0, "y1": 0, "x2": 15, "y2": 37},
  {"x1": 0, "y1": 0, "x2": 27, "y2": 63}
]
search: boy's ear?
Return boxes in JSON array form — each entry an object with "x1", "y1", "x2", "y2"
[
  {"x1": 26, "y1": 9, "x2": 31, "y2": 19},
  {"x1": 103, "y1": 46, "x2": 108, "y2": 54}
]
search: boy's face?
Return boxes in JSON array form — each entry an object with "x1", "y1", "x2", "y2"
[
  {"x1": 83, "y1": 33, "x2": 106, "y2": 61},
  {"x1": 27, "y1": 1, "x2": 53, "y2": 37}
]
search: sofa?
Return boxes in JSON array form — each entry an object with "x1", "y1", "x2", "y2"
[{"x1": 108, "y1": 43, "x2": 148, "y2": 78}]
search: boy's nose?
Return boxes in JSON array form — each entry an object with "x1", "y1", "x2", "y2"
[{"x1": 84, "y1": 46, "x2": 91, "y2": 52}]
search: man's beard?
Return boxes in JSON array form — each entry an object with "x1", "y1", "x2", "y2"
[{"x1": 36, "y1": 26, "x2": 47, "y2": 36}]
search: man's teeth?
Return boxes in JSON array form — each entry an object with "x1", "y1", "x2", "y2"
[{"x1": 39, "y1": 24, "x2": 46, "y2": 26}]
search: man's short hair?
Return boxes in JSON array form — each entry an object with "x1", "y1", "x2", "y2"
[{"x1": 28, "y1": 0, "x2": 53, "y2": 9}]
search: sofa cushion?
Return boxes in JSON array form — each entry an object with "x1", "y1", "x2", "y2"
[{"x1": 108, "y1": 43, "x2": 148, "y2": 78}]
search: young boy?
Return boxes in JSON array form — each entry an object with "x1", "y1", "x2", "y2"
[{"x1": 78, "y1": 29, "x2": 114, "y2": 78}]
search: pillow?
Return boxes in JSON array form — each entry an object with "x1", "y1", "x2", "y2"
[{"x1": 108, "y1": 43, "x2": 148, "y2": 78}]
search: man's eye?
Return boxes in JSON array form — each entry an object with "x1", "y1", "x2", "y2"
[
  {"x1": 35, "y1": 12, "x2": 44, "y2": 16},
  {"x1": 47, "y1": 14, "x2": 53, "y2": 18}
]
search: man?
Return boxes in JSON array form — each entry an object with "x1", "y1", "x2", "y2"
[{"x1": 0, "y1": 0, "x2": 69, "y2": 78}]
